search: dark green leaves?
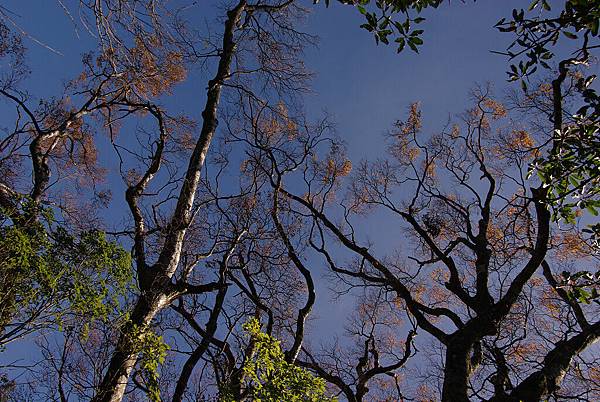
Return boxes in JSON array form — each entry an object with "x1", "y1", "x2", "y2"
[
  {"x1": 322, "y1": 0, "x2": 446, "y2": 54},
  {"x1": 496, "y1": 0, "x2": 600, "y2": 92},
  {"x1": 561, "y1": 270, "x2": 600, "y2": 304}
]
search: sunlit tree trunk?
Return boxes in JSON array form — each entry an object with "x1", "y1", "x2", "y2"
[{"x1": 91, "y1": 2, "x2": 247, "y2": 400}]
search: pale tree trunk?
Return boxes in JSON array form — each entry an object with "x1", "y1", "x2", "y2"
[
  {"x1": 92, "y1": 292, "x2": 169, "y2": 402},
  {"x1": 91, "y1": 2, "x2": 247, "y2": 401}
]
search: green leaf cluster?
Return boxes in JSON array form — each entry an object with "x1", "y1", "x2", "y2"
[
  {"x1": 317, "y1": 0, "x2": 442, "y2": 53},
  {"x1": 530, "y1": 72, "x2": 600, "y2": 246},
  {"x1": 126, "y1": 323, "x2": 170, "y2": 402},
  {"x1": 561, "y1": 270, "x2": 600, "y2": 304},
  {"x1": 222, "y1": 318, "x2": 336, "y2": 402},
  {"x1": 497, "y1": 1, "x2": 599, "y2": 89},
  {"x1": 0, "y1": 199, "x2": 132, "y2": 341}
]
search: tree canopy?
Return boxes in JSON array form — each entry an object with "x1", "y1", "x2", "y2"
[{"x1": 0, "y1": 1, "x2": 599, "y2": 401}]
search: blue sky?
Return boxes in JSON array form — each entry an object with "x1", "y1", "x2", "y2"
[{"x1": 304, "y1": 0, "x2": 525, "y2": 156}]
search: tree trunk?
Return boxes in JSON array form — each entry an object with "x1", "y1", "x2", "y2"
[
  {"x1": 506, "y1": 322, "x2": 600, "y2": 402},
  {"x1": 441, "y1": 340, "x2": 472, "y2": 402},
  {"x1": 91, "y1": 292, "x2": 169, "y2": 402}
]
